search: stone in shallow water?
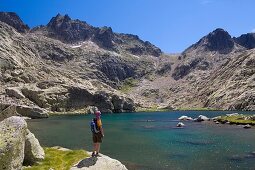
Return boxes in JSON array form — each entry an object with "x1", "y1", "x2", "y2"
[
  {"x1": 176, "y1": 122, "x2": 185, "y2": 127},
  {"x1": 243, "y1": 124, "x2": 251, "y2": 129},
  {"x1": 230, "y1": 155, "x2": 243, "y2": 162},
  {"x1": 195, "y1": 115, "x2": 210, "y2": 122},
  {"x1": 178, "y1": 115, "x2": 193, "y2": 121}
]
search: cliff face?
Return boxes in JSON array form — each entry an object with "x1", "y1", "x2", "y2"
[{"x1": 0, "y1": 12, "x2": 254, "y2": 112}]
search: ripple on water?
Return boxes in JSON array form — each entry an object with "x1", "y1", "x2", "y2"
[{"x1": 175, "y1": 139, "x2": 214, "y2": 146}]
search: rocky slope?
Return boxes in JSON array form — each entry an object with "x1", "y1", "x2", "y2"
[
  {"x1": 0, "y1": 12, "x2": 254, "y2": 112},
  {"x1": 0, "y1": 12, "x2": 163, "y2": 114},
  {"x1": 128, "y1": 29, "x2": 255, "y2": 110}
]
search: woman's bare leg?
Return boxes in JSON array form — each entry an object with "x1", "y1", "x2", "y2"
[{"x1": 96, "y1": 143, "x2": 101, "y2": 153}]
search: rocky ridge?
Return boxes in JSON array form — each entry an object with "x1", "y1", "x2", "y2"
[
  {"x1": 31, "y1": 14, "x2": 162, "y2": 57},
  {"x1": 0, "y1": 12, "x2": 254, "y2": 112},
  {"x1": 0, "y1": 12, "x2": 29, "y2": 33}
]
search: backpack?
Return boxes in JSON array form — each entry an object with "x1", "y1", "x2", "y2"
[{"x1": 90, "y1": 118, "x2": 100, "y2": 134}]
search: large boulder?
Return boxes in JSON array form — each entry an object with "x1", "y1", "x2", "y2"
[
  {"x1": 0, "y1": 105, "x2": 19, "y2": 121},
  {"x1": 111, "y1": 95, "x2": 135, "y2": 113},
  {"x1": 0, "y1": 116, "x2": 27, "y2": 170},
  {"x1": 123, "y1": 98, "x2": 135, "y2": 112},
  {"x1": 178, "y1": 116, "x2": 193, "y2": 121},
  {"x1": 16, "y1": 105, "x2": 48, "y2": 119},
  {"x1": 195, "y1": 115, "x2": 210, "y2": 122},
  {"x1": 93, "y1": 92, "x2": 114, "y2": 113},
  {"x1": 6, "y1": 87, "x2": 25, "y2": 99},
  {"x1": 71, "y1": 152, "x2": 127, "y2": 170},
  {"x1": 21, "y1": 87, "x2": 48, "y2": 108},
  {"x1": 0, "y1": 103, "x2": 48, "y2": 119},
  {"x1": 111, "y1": 95, "x2": 124, "y2": 112},
  {"x1": 67, "y1": 86, "x2": 94, "y2": 110},
  {"x1": 23, "y1": 129, "x2": 45, "y2": 165}
]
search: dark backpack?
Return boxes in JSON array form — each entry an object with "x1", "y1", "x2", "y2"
[{"x1": 90, "y1": 118, "x2": 100, "y2": 134}]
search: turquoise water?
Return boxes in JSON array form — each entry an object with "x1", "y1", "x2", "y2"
[{"x1": 27, "y1": 111, "x2": 255, "y2": 170}]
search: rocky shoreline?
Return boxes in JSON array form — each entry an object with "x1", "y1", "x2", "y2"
[{"x1": 177, "y1": 113, "x2": 255, "y2": 128}]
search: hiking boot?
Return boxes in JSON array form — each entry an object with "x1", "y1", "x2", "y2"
[
  {"x1": 91, "y1": 152, "x2": 96, "y2": 157},
  {"x1": 95, "y1": 152, "x2": 102, "y2": 157}
]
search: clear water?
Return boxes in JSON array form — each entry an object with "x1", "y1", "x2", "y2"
[{"x1": 27, "y1": 111, "x2": 255, "y2": 170}]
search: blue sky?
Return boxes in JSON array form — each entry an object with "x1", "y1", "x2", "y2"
[{"x1": 0, "y1": 0, "x2": 254, "y2": 53}]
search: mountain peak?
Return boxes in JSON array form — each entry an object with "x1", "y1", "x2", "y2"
[
  {"x1": 205, "y1": 28, "x2": 234, "y2": 53},
  {"x1": 47, "y1": 14, "x2": 72, "y2": 28},
  {"x1": 234, "y1": 33, "x2": 255, "y2": 49},
  {"x1": 0, "y1": 12, "x2": 29, "y2": 33},
  {"x1": 187, "y1": 28, "x2": 235, "y2": 54}
]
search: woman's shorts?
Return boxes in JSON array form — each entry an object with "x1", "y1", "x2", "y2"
[{"x1": 93, "y1": 133, "x2": 103, "y2": 143}]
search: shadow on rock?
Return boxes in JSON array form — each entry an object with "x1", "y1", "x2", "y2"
[{"x1": 76, "y1": 157, "x2": 98, "y2": 168}]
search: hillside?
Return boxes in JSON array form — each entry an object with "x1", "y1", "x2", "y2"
[
  {"x1": 0, "y1": 12, "x2": 254, "y2": 115},
  {"x1": 128, "y1": 29, "x2": 255, "y2": 110}
]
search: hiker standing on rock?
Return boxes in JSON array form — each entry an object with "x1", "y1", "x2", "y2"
[{"x1": 90, "y1": 108, "x2": 104, "y2": 157}]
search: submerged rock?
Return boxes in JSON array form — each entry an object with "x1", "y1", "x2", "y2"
[
  {"x1": 243, "y1": 124, "x2": 251, "y2": 129},
  {"x1": 176, "y1": 122, "x2": 185, "y2": 127}
]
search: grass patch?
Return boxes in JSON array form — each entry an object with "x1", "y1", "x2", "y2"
[
  {"x1": 217, "y1": 115, "x2": 255, "y2": 125},
  {"x1": 23, "y1": 147, "x2": 89, "y2": 170},
  {"x1": 119, "y1": 78, "x2": 139, "y2": 93},
  {"x1": 136, "y1": 105, "x2": 172, "y2": 112},
  {"x1": 176, "y1": 107, "x2": 220, "y2": 111}
]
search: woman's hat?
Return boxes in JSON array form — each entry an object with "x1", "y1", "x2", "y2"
[{"x1": 95, "y1": 111, "x2": 101, "y2": 117}]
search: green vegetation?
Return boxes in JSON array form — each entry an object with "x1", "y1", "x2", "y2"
[
  {"x1": 24, "y1": 147, "x2": 89, "y2": 170},
  {"x1": 136, "y1": 105, "x2": 172, "y2": 112},
  {"x1": 176, "y1": 107, "x2": 220, "y2": 111},
  {"x1": 120, "y1": 78, "x2": 139, "y2": 93},
  {"x1": 217, "y1": 115, "x2": 255, "y2": 125},
  {"x1": 48, "y1": 109, "x2": 87, "y2": 115}
]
